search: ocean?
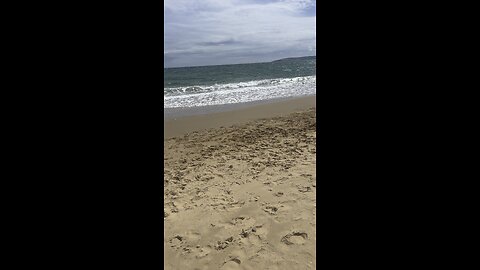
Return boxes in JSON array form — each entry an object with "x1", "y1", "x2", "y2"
[{"x1": 164, "y1": 56, "x2": 316, "y2": 108}]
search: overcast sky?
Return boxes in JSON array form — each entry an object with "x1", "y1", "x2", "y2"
[{"x1": 164, "y1": 0, "x2": 316, "y2": 68}]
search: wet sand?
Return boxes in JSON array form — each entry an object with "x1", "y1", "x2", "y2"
[
  {"x1": 164, "y1": 96, "x2": 316, "y2": 270},
  {"x1": 164, "y1": 96, "x2": 316, "y2": 138}
]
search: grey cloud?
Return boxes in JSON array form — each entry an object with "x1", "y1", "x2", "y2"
[
  {"x1": 165, "y1": 0, "x2": 316, "y2": 67},
  {"x1": 196, "y1": 39, "x2": 240, "y2": 46}
]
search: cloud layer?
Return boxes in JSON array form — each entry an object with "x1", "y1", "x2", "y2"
[{"x1": 164, "y1": 0, "x2": 316, "y2": 67}]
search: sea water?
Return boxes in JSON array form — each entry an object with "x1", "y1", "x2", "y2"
[{"x1": 164, "y1": 56, "x2": 316, "y2": 108}]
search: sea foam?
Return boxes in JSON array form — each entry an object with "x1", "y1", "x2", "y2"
[{"x1": 164, "y1": 75, "x2": 316, "y2": 108}]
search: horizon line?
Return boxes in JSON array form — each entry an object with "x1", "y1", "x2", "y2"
[{"x1": 164, "y1": 55, "x2": 316, "y2": 69}]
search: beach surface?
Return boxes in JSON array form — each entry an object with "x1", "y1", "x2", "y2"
[{"x1": 164, "y1": 96, "x2": 316, "y2": 270}]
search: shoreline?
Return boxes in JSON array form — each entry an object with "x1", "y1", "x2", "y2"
[{"x1": 164, "y1": 95, "x2": 316, "y2": 139}]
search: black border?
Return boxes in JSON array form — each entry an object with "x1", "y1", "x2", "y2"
[{"x1": 5, "y1": 0, "x2": 470, "y2": 268}]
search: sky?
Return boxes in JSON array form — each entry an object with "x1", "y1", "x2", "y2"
[{"x1": 164, "y1": 0, "x2": 316, "y2": 68}]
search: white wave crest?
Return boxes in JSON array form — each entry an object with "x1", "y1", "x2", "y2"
[{"x1": 164, "y1": 76, "x2": 316, "y2": 108}]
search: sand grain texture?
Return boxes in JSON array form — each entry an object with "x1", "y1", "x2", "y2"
[{"x1": 164, "y1": 108, "x2": 316, "y2": 270}]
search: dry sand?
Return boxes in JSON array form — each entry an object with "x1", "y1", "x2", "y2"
[{"x1": 164, "y1": 97, "x2": 316, "y2": 270}]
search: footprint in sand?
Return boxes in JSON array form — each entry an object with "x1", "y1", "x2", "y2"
[
  {"x1": 263, "y1": 205, "x2": 281, "y2": 215},
  {"x1": 273, "y1": 192, "x2": 284, "y2": 197},
  {"x1": 220, "y1": 247, "x2": 249, "y2": 269},
  {"x1": 169, "y1": 235, "x2": 184, "y2": 249},
  {"x1": 184, "y1": 231, "x2": 202, "y2": 242},
  {"x1": 239, "y1": 227, "x2": 264, "y2": 246},
  {"x1": 281, "y1": 231, "x2": 308, "y2": 245},
  {"x1": 221, "y1": 260, "x2": 241, "y2": 270},
  {"x1": 168, "y1": 231, "x2": 202, "y2": 254},
  {"x1": 214, "y1": 236, "x2": 236, "y2": 250},
  {"x1": 219, "y1": 216, "x2": 256, "y2": 231},
  {"x1": 193, "y1": 246, "x2": 212, "y2": 259},
  {"x1": 221, "y1": 257, "x2": 242, "y2": 270},
  {"x1": 297, "y1": 185, "x2": 313, "y2": 193},
  {"x1": 230, "y1": 216, "x2": 247, "y2": 225}
]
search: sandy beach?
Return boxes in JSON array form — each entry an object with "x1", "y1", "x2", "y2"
[{"x1": 164, "y1": 96, "x2": 316, "y2": 270}]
